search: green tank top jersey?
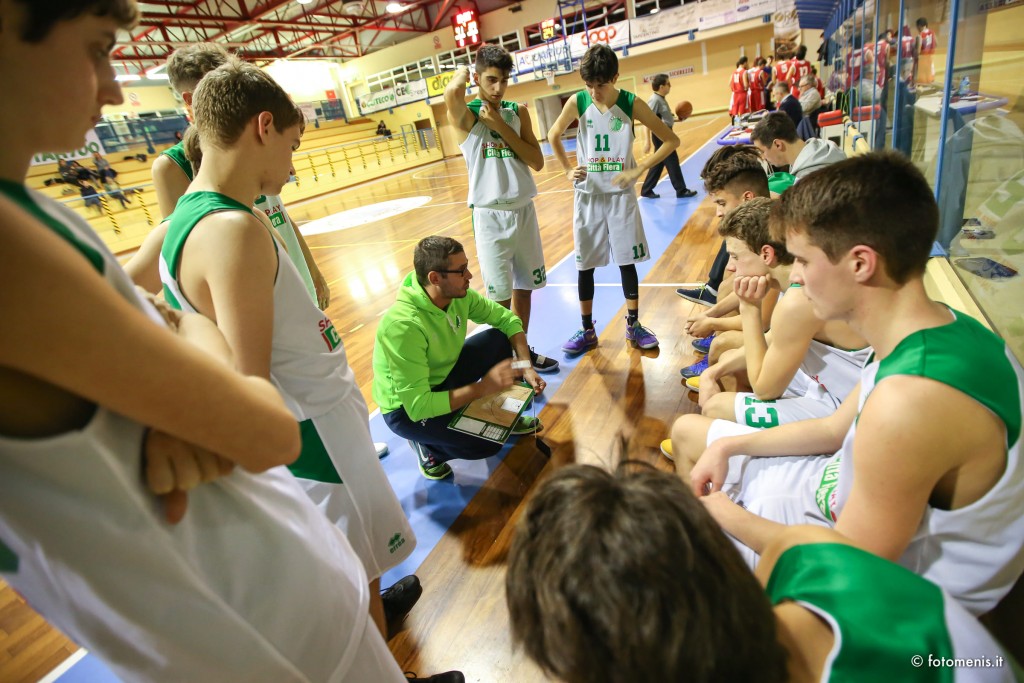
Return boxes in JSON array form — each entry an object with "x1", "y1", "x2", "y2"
[
  {"x1": 766, "y1": 543, "x2": 1016, "y2": 682},
  {"x1": 159, "y1": 191, "x2": 254, "y2": 310},
  {"x1": 0, "y1": 179, "x2": 104, "y2": 273},
  {"x1": 161, "y1": 140, "x2": 194, "y2": 181},
  {"x1": 574, "y1": 89, "x2": 636, "y2": 194}
]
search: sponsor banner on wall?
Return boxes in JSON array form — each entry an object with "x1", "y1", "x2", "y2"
[
  {"x1": 697, "y1": 0, "x2": 739, "y2": 30},
  {"x1": 358, "y1": 88, "x2": 396, "y2": 115},
  {"x1": 642, "y1": 66, "x2": 696, "y2": 83},
  {"x1": 566, "y1": 19, "x2": 631, "y2": 57},
  {"x1": 31, "y1": 130, "x2": 106, "y2": 166},
  {"x1": 773, "y1": 0, "x2": 800, "y2": 59},
  {"x1": 426, "y1": 70, "x2": 460, "y2": 97},
  {"x1": 513, "y1": 41, "x2": 572, "y2": 75},
  {"x1": 395, "y1": 78, "x2": 428, "y2": 105},
  {"x1": 629, "y1": 4, "x2": 699, "y2": 44}
]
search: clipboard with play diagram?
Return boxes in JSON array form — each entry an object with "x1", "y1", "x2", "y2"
[{"x1": 448, "y1": 382, "x2": 534, "y2": 443}]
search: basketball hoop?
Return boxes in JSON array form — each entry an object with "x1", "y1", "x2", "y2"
[{"x1": 545, "y1": 70, "x2": 556, "y2": 87}]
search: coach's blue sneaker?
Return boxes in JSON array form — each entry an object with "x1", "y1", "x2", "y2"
[
  {"x1": 680, "y1": 356, "x2": 710, "y2": 380},
  {"x1": 562, "y1": 327, "x2": 598, "y2": 355},
  {"x1": 408, "y1": 440, "x2": 452, "y2": 480},
  {"x1": 692, "y1": 333, "x2": 715, "y2": 355},
  {"x1": 676, "y1": 284, "x2": 716, "y2": 306},
  {"x1": 625, "y1": 318, "x2": 659, "y2": 349}
]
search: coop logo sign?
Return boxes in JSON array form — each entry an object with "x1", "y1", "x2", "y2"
[{"x1": 31, "y1": 130, "x2": 107, "y2": 166}]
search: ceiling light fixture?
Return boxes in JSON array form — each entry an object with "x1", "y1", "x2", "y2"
[
  {"x1": 297, "y1": 0, "x2": 315, "y2": 4},
  {"x1": 115, "y1": 74, "x2": 142, "y2": 82},
  {"x1": 386, "y1": 2, "x2": 406, "y2": 12}
]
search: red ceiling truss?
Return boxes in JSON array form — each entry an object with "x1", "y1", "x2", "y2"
[{"x1": 116, "y1": 0, "x2": 484, "y2": 75}]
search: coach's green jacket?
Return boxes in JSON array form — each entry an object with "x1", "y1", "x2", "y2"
[{"x1": 372, "y1": 272, "x2": 524, "y2": 421}]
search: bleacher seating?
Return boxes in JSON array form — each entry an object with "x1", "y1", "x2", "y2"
[{"x1": 24, "y1": 118, "x2": 443, "y2": 253}]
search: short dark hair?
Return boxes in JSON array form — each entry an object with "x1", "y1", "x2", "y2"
[
  {"x1": 12, "y1": 0, "x2": 137, "y2": 42},
  {"x1": 769, "y1": 151, "x2": 937, "y2": 283},
  {"x1": 703, "y1": 150, "x2": 769, "y2": 197},
  {"x1": 413, "y1": 236, "x2": 464, "y2": 287},
  {"x1": 651, "y1": 73, "x2": 669, "y2": 90},
  {"x1": 579, "y1": 44, "x2": 618, "y2": 84},
  {"x1": 737, "y1": 56, "x2": 749, "y2": 68},
  {"x1": 506, "y1": 463, "x2": 787, "y2": 683},
  {"x1": 751, "y1": 111, "x2": 799, "y2": 146},
  {"x1": 168, "y1": 43, "x2": 235, "y2": 95},
  {"x1": 916, "y1": 16, "x2": 929, "y2": 28},
  {"x1": 719, "y1": 197, "x2": 792, "y2": 264},
  {"x1": 474, "y1": 44, "x2": 513, "y2": 75},
  {"x1": 192, "y1": 62, "x2": 304, "y2": 147},
  {"x1": 796, "y1": 44, "x2": 807, "y2": 60}
]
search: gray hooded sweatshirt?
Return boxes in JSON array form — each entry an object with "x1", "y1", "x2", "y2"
[{"x1": 791, "y1": 138, "x2": 846, "y2": 179}]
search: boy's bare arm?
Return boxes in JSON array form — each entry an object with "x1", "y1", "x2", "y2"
[
  {"x1": 835, "y1": 377, "x2": 1006, "y2": 561},
  {"x1": 740, "y1": 280, "x2": 821, "y2": 400},
  {"x1": 124, "y1": 221, "x2": 170, "y2": 294},
  {"x1": 548, "y1": 97, "x2": 585, "y2": 181},
  {"x1": 181, "y1": 212, "x2": 277, "y2": 381},
  {"x1": 151, "y1": 154, "x2": 191, "y2": 219},
  {"x1": 476, "y1": 103, "x2": 544, "y2": 171},
  {"x1": 444, "y1": 66, "x2": 476, "y2": 134},
  {"x1": 0, "y1": 199, "x2": 299, "y2": 472}
]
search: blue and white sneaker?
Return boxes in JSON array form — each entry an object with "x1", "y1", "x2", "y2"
[
  {"x1": 692, "y1": 333, "x2": 715, "y2": 355},
  {"x1": 680, "y1": 356, "x2": 709, "y2": 379}
]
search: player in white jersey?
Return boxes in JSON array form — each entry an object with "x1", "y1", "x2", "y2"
[
  {"x1": 154, "y1": 64, "x2": 454, "y2": 664},
  {"x1": 675, "y1": 153, "x2": 1024, "y2": 616},
  {"x1": 132, "y1": 42, "x2": 331, "y2": 310},
  {"x1": 677, "y1": 198, "x2": 869, "y2": 430},
  {"x1": 547, "y1": 44, "x2": 679, "y2": 353},
  {"x1": 0, "y1": 4, "x2": 407, "y2": 679},
  {"x1": 444, "y1": 44, "x2": 558, "y2": 374},
  {"x1": 507, "y1": 465, "x2": 1020, "y2": 682}
]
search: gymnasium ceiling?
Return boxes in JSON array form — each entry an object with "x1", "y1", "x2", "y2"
[{"x1": 117, "y1": 0, "x2": 513, "y2": 77}]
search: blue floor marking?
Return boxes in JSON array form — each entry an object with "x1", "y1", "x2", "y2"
[{"x1": 54, "y1": 127, "x2": 726, "y2": 682}]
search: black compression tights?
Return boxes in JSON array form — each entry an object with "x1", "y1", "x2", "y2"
[{"x1": 577, "y1": 265, "x2": 640, "y2": 302}]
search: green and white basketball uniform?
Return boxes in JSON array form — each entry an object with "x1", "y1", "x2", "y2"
[
  {"x1": 254, "y1": 193, "x2": 318, "y2": 303},
  {"x1": 161, "y1": 138, "x2": 194, "y2": 181},
  {"x1": 160, "y1": 191, "x2": 415, "y2": 580},
  {"x1": 767, "y1": 543, "x2": 1020, "y2": 682},
  {"x1": 724, "y1": 285, "x2": 871, "y2": 428},
  {"x1": 0, "y1": 182, "x2": 405, "y2": 682},
  {"x1": 572, "y1": 89, "x2": 649, "y2": 270},
  {"x1": 816, "y1": 310, "x2": 1024, "y2": 615},
  {"x1": 732, "y1": 338, "x2": 872, "y2": 428},
  {"x1": 459, "y1": 99, "x2": 545, "y2": 301},
  {"x1": 703, "y1": 421, "x2": 832, "y2": 567}
]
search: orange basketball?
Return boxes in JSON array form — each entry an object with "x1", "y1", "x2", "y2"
[{"x1": 675, "y1": 100, "x2": 693, "y2": 121}]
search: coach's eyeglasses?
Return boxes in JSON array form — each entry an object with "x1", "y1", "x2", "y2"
[{"x1": 436, "y1": 264, "x2": 471, "y2": 277}]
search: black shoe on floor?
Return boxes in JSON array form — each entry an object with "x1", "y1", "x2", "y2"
[
  {"x1": 382, "y1": 575, "x2": 422, "y2": 625},
  {"x1": 676, "y1": 188, "x2": 698, "y2": 198},
  {"x1": 640, "y1": 192, "x2": 660, "y2": 199},
  {"x1": 405, "y1": 671, "x2": 465, "y2": 683},
  {"x1": 529, "y1": 347, "x2": 560, "y2": 373}
]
